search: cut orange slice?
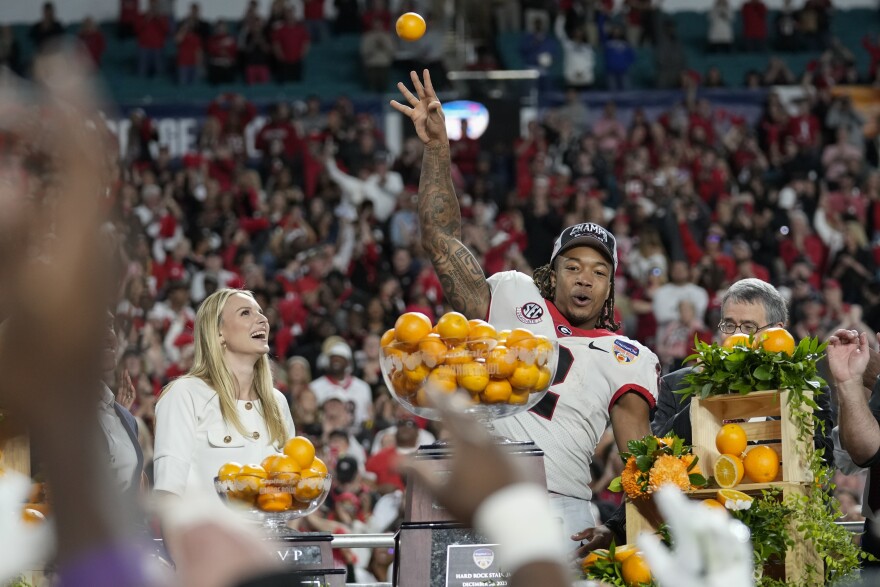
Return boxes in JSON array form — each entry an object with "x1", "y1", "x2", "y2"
[
  {"x1": 613, "y1": 544, "x2": 638, "y2": 562},
  {"x1": 713, "y1": 454, "x2": 744, "y2": 488},
  {"x1": 701, "y1": 498, "x2": 727, "y2": 511},
  {"x1": 716, "y1": 489, "x2": 754, "y2": 509}
]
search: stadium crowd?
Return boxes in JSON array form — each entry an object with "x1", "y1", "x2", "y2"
[{"x1": 5, "y1": 0, "x2": 880, "y2": 582}]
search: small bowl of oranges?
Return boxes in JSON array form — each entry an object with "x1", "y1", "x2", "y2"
[
  {"x1": 214, "y1": 436, "x2": 331, "y2": 532},
  {"x1": 379, "y1": 311, "x2": 558, "y2": 423}
]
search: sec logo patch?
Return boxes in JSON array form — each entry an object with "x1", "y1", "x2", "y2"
[
  {"x1": 516, "y1": 302, "x2": 544, "y2": 324},
  {"x1": 613, "y1": 339, "x2": 639, "y2": 364}
]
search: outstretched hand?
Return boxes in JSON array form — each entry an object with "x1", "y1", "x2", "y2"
[
  {"x1": 390, "y1": 69, "x2": 447, "y2": 147},
  {"x1": 827, "y1": 329, "x2": 871, "y2": 388}
]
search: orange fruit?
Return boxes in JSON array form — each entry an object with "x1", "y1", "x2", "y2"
[
  {"x1": 427, "y1": 365, "x2": 458, "y2": 393},
  {"x1": 702, "y1": 498, "x2": 727, "y2": 511},
  {"x1": 753, "y1": 327, "x2": 795, "y2": 356},
  {"x1": 743, "y1": 445, "x2": 780, "y2": 483},
  {"x1": 283, "y1": 437, "x2": 316, "y2": 469},
  {"x1": 236, "y1": 464, "x2": 268, "y2": 495},
  {"x1": 509, "y1": 363, "x2": 539, "y2": 390},
  {"x1": 395, "y1": 312, "x2": 433, "y2": 344},
  {"x1": 533, "y1": 365, "x2": 552, "y2": 392},
  {"x1": 509, "y1": 389, "x2": 529, "y2": 405},
  {"x1": 310, "y1": 457, "x2": 329, "y2": 476},
  {"x1": 497, "y1": 329, "x2": 511, "y2": 343},
  {"x1": 614, "y1": 544, "x2": 638, "y2": 562},
  {"x1": 403, "y1": 362, "x2": 431, "y2": 385},
  {"x1": 436, "y1": 311, "x2": 470, "y2": 342},
  {"x1": 533, "y1": 336, "x2": 554, "y2": 366},
  {"x1": 481, "y1": 379, "x2": 512, "y2": 403},
  {"x1": 713, "y1": 454, "x2": 744, "y2": 488},
  {"x1": 218, "y1": 461, "x2": 243, "y2": 482},
  {"x1": 269, "y1": 454, "x2": 303, "y2": 480},
  {"x1": 396, "y1": 12, "x2": 426, "y2": 41},
  {"x1": 380, "y1": 328, "x2": 396, "y2": 348},
  {"x1": 390, "y1": 370, "x2": 415, "y2": 397},
  {"x1": 260, "y1": 454, "x2": 283, "y2": 472},
  {"x1": 419, "y1": 334, "x2": 448, "y2": 367},
  {"x1": 722, "y1": 333, "x2": 751, "y2": 349},
  {"x1": 715, "y1": 423, "x2": 747, "y2": 456},
  {"x1": 445, "y1": 344, "x2": 472, "y2": 365},
  {"x1": 621, "y1": 553, "x2": 652, "y2": 586},
  {"x1": 22, "y1": 508, "x2": 46, "y2": 524},
  {"x1": 295, "y1": 476, "x2": 325, "y2": 502},
  {"x1": 458, "y1": 361, "x2": 490, "y2": 393},
  {"x1": 486, "y1": 344, "x2": 517, "y2": 379},
  {"x1": 506, "y1": 328, "x2": 536, "y2": 349},
  {"x1": 717, "y1": 488, "x2": 754, "y2": 508},
  {"x1": 257, "y1": 492, "x2": 293, "y2": 512},
  {"x1": 582, "y1": 548, "x2": 609, "y2": 570},
  {"x1": 467, "y1": 320, "x2": 497, "y2": 352}
]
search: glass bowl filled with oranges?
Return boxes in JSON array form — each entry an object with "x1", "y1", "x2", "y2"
[
  {"x1": 214, "y1": 436, "x2": 331, "y2": 533},
  {"x1": 379, "y1": 311, "x2": 558, "y2": 424}
]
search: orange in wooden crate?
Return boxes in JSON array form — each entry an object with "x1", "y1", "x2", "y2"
[{"x1": 689, "y1": 390, "x2": 811, "y2": 488}]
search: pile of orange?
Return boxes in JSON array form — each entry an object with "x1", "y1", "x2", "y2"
[
  {"x1": 217, "y1": 436, "x2": 329, "y2": 512},
  {"x1": 382, "y1": 311, "x2": 554, "y2": 407},
  {"x1": 582, "y1": 544, "x2": 652, "y2": 586},
  {"x1": 712, "y1": 423, "x2": 780, "y2": 488},
  {"x1": 721, "y1": 327, "x2": 796, "y2": 356}
]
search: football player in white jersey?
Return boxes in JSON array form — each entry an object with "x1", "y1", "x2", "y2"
[{"x1": 391, "y1": 70, "x2": 660, "y2": 552}]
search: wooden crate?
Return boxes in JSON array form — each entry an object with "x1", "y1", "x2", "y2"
[
  {"x1": 625, "y1": 390, "x2": 822, "y2": 583},
  {"x1": 690, "y1": 389, "x2": 813, "y2": 486}
]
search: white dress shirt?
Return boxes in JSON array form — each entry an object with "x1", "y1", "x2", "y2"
[
  {"x1": 153, "y1": 376, "x2": 295, "y2": 498},
  {"x1": 98, "y1": 385, "x2": 139, "y2": 491}
]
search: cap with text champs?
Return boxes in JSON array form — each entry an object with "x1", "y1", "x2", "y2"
[{"x1": 550, "y1": 223, "x2": 618, "y2": 270}]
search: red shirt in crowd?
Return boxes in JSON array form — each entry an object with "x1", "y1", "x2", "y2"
[
  {"x1": 741, "y1": 0, "x2": 768, "y2": 40},
  {"x1": 136, "y1": 12, "x2": 169, "y2": 49},
  {"x1": 362, "y1": 9, "x2": 391, "y2": 31},
  {"x1": 272, "y1": 23, "x2": 310, "y2": 63},
  {"x1": 119, "y1": 0, "x2": 139, "y2": 26},
  {"x1": 304, "y1": 0, "x2": 325, "y2": 20},
  {"x1": 206, "y1": 33, "x2": 237, "y2": 67},
  {"x1": 177, "y1": 31, "x2": 202, "y2": 66},
  {"x1": 256, "y1": 120, "x2": 304, "y2": 158},
  {"x1": 79, "y1": 29, "x2": 106, "y2": 66},
  {"x1": 366, "y1": 447, "x2": 406, "y2": 492},
  {"x1": 787, "y1": 112, "x2": 820, "y2": 147}
]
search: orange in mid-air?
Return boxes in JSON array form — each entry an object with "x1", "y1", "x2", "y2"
[{"x1": 396, "y1": 12, "x2": 426, "y2": 41}]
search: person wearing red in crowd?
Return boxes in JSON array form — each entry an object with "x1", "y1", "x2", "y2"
[
  {"x1": 362, "y1": 0, "x2": 392, "y2": 32},
  {"x1": 239, "y1": 15, "x2": 272, "y2": 85},
  {"x1": 303, "y1": 0, "x2": 329, "y2": 43},
  {"x1": 175, "y1": 20, "x2": 203, "y2": 85},
  {"x1": 365, "y1": 420, "x2": 419, "y2": 494},
  {"x1": 741, "y1": 0, "x2": 768, "y2": 52},
  {"x1": 271, "y1": 7, "x2": 310, "y2": 83},
  {"x1": 787, "y1": 98, "x2": 821, "y2": 151},
  {"x1": 78, "y1": 17, "x2": 106, "y2": 67},
  {"x1": 136, "y1": 0, "x2": 170, "y2": 78},
  {"x1": 256, "y1": 103, "x2": 304, "y2": 159},
  {"x1": 205, "y1": 21, "x2": 238, "y2": 85},
  {"x1": 118, "y1": 0, "x2": 139, "y2": 38}
]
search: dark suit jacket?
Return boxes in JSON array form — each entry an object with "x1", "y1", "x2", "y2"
[{"x1": 604, "y1": 366, "x2": 835, "y2": 540}]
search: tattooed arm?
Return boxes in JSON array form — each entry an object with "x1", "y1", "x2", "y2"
[{"x1": 391, "y1": 70, "x2": 490, "y2": 318}]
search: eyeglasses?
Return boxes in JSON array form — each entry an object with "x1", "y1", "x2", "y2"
[{"x1": 717, "y1": 321, "x2": 773, "y2": 336}]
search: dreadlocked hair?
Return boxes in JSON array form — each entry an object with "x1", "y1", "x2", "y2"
[{"x1": 532, "y1": 262, "x2": 621, "y2": 332}]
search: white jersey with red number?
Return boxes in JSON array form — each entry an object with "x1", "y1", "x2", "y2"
[{"x1": 486, "y1": 271, "x2": 660, "y2": 501}]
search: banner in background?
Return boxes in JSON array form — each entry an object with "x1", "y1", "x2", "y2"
[{"x1": 832, "y1": 86, "x2": 880, "y2": 137}]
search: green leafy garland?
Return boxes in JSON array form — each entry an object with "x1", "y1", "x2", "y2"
[{"x1": 680, "y1": 335, "x2": 869, "y2": 585}]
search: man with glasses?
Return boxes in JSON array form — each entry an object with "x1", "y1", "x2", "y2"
[{"x1": 574, "y1": 278, "x2": 835, "y2": 556}]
